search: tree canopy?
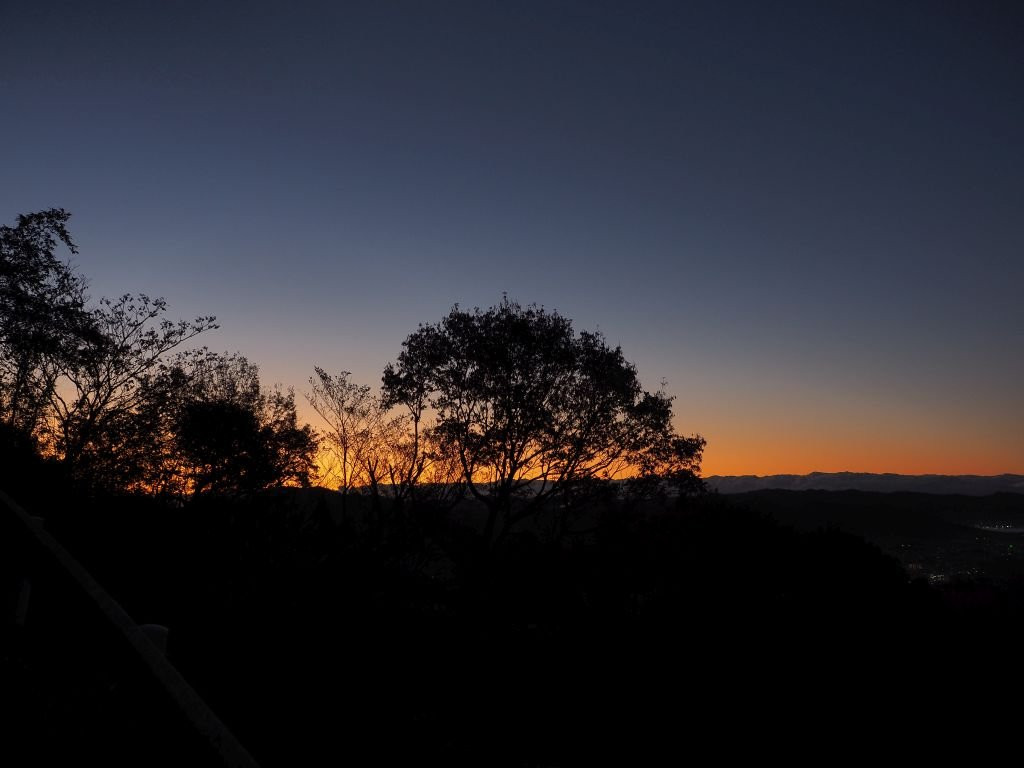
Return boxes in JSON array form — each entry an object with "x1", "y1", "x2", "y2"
[
  {"x1": 382, "y1": 298, "x2": 705, "y2": 543},
  {"x1": 2, "y1": 210, "x2": 703, "y2": 512},
  {"x1": 168, "y1": 352, "x2": 317, "y2": 496},
  {"x1": 0, "y1": 209, "x2": 93, "y2": 437},
  {"x1": 46, "y1": 293, "x2": 218, "y2": 477},
  {"x1": 0, "y1": 210, "x2": 316, "y2": 498}
]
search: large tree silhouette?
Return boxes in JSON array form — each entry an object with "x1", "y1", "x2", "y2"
[
  {"x1": 0, "y1": 210, "x2": 320, "y2": 497},
  {"x1": 46, "y1": 293, "x2": 217, "y2": 481},
  {"x1": 382, "y1": 298, "x2": 705, "y2": 544},
  {"x1": 0, "y1": 209, "x2": 94, "y2": 438},
  {"x1": 132, "y1": 351, "x2": 317, "y2": 496}
]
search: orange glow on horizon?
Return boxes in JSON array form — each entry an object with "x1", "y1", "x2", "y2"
[
  {"x1": 294, "y1": 390, "x2": 1024, "y2": 483},
  {"x1": 308, "y1": 433, "x2": 1022, "y2": 489},
  {"x1": 696, "y1": 429, "x2": 1023, "y2": 477}
]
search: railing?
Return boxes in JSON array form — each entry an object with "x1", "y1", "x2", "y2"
[{"x1": 1, "y1": 489, "x2": 259, "y2": 766}]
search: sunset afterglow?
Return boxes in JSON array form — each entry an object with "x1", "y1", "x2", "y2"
[
  {"x1": 4, "y1": 2, "x2": 1021, "y2": 478},
  {"x1": 3, "y1": 5, "x2": 1022, "y2": 764}
]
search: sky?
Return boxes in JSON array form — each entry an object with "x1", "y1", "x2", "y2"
[{"x1": 2, "y1": 0, "x2": 1022, "y2": 475}]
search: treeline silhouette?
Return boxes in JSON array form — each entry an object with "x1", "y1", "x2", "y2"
[{"x1": 3, "y1": 211, "x2": 1021, "y2": 764}]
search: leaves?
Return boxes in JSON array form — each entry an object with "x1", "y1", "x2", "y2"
[
  {"x1": 105, "y1": 351, "x2": 317, "y2": 496},
  {"x1": 382, "y1": 298, "x2": 706, "y2": 541},
  {"x1": 0, "y1": 209, "x2": 92, "y2": 435},
  {"x1": 44, "y1": 292, "x2": 218, "y2": 471}
]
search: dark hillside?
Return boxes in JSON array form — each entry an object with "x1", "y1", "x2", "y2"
[
  {"x1": 731, "y1": 489, "x2": 1024, "y2": 583},
  {"x1": 8, "y1": 486, "x2": 984, "y2": 765}
]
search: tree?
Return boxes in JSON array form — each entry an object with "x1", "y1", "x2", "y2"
[
  {"x1": 43, "y1": 293, "x2": 218, "y2": 480},
  {"x1": 132, "y1": 351, "x2": 318, "y2": 497},
  {"x1": 174, "y1": 353, "x2": 317, "y2": 496},
  {"x1": 307, "y1": 367, "x2": 454, "y2": 513},
  {"x1": 382, "y1": 298, "x2": 706, "y2": 545},
  {"x1": 0, "y1": 209, "x2": 94, "y2": 438},
  {"x1": 361, "y1": 408, "x2": 464, "y2": 510},
  {"x1": 306, "y1": 368, "x2": 379, "y2": 507},
  {"x1": 0, "y1": 210, "x2": 314, "y2": 498}
]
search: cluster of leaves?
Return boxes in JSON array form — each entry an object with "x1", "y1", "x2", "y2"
[
  {"x1": 4, "y1": 210, "x2": 703, "y2": 516},
  {"x1": 100, "y1": 350, "x2": 317, "y2": 496},
  {"x1": 0, "y1": 210, "x2": 316, "y2": 497},
  {"x1": 43, "y1": 294, "x2": 218, "y2": 473},
  {"x1": 380, "y1": 298, "x2": 706, "y2": 544},
  {"x1": 0, "y1": 209, "x2": 92, "y2": 436}
]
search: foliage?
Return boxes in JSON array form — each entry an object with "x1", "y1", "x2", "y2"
[
  {"x1": 133, "y1": 351, "x2": 318, "y2": 496},
  {"x1": 382, "y1": 298, "x2": 705, "y2": 543},
  {"x1": 42, "y1": 293, "x2": 218, "y2": 480},
  {"x1": 0, "y1": 210, "x2": 322, "y2": 497},
  {"x1": 0, "y1": 209, "x2": 93, "y2": 437},
  {"x1": 2, "y1": 210, "x2": 702, "y2": 517}
]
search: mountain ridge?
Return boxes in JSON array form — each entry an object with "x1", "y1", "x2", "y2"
[{"x1": 704, "y1": 472, "x2": 1024, "y2": 496}]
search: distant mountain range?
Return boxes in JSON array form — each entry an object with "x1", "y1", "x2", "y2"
[{"x1": 704, "y1": 472, "x2": 1024, "y2": 496}]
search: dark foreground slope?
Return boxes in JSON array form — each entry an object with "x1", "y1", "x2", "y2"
[
  {"x1": 6, "y1": 487, "x2": 1023, "y2": 765},
  {"x1": 707, "y1": 472, "x2": 1024, "y2": 495},
  {"x1": 731, "y1": 489, "x2": 1024, "y2": 582}
]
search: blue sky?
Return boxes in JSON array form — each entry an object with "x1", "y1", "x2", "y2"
[{"x1": 3, "y1": 1, "x2": 1021, "y2": 473}]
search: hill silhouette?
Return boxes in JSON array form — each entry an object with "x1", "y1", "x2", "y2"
[
  {"x1": 729, "y1": 489, "x2": 1024, "y2": 584},
  {"x1": 707, "y1": 471, "x2": 1024, "y2": 495}
]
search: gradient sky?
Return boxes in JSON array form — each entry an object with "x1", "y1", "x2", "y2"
[{"x1": 2, "y1": 1, "x2": 1022, "y2": 475}]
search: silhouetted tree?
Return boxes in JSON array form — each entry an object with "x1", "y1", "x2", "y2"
[
  {"x1": 361, "y1": 411, "x2": 466, "y2": 511},
  {"x1": 0, "y1": 209, "x2": 94, "y2": 439},
  {"x1": 307, "y1": 367, "x2": 464, "y2": 516},
  {"x1": 382, "y1": 298, "x2": 705, "y2": 545},
  {"x1": 43, "y1": 293, "x2": 217, "y2": 481},
  {"x1": 306, "y1": 368, "x2": 378, "y2": 505},
  {"x1": 146, "y1": 351, "x2": 317, "y2": 496}
]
